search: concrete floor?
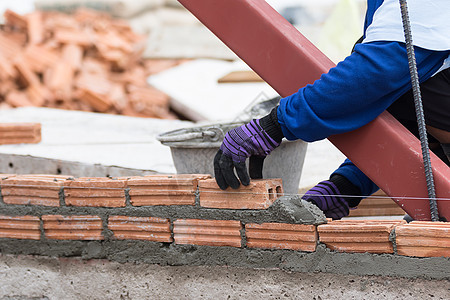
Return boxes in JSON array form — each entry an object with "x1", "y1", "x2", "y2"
[{"x1": 0, "y1": 254, "x2": 448, "y2": 300}]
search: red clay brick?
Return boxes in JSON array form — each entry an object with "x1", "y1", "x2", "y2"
[
  {"x1": 64, "y1": 177, "x2": 126, "y2": 207},
  {"x1": 395, "y1": 221, "x2": 450, "y2": 258},
  {"x1": 23, "y1": 44, "x2": 59, "y2": 73},
  {"x1": 0, "y1": 215, "x2": 40, "y2": 240},
  {"x1": 198, "y1": 178, "x2": 283, "y2": 209},
  {"x1": 348, "y1": 190, "x2": 404, "y2": 217},
  {"x1": 0, "y1": 123, "x2": 41, "y2": 144},
  {"x1": 42, "y1": 215, "x2": 103, "y2": 240},
  {"x1": 318, "y1": 220, "x2": 405, "y2": 254},
  {"x1": 62, "y1": 44, "x2": 83, "y2": 70},
  {"x1": 26, "y1": 11, "x2": 44, "y2": 44},
  {"x1": 5, "y1": 91, "x2": 34, "y2": 108},
  {"x1": 4, "y1": 9, "x2": 27, "y2": 29},
  {"x1": 0, "y1": 174, "x2": 70, "y2": 207},
  {"x1": 76, "y1": 88, "x2": 112, "y2": 112},
  {"x1": 173, "y1": 219, "x2": 242, "y2": 247},
  {"x1": 108, "y1": 216, "x2": 172, "y2": 242},
  {"x1": 127, "y1": 174, "x2": 210, "y2": 206},
  {"x1": 14, "y1": 56, "x2": 41, "y2": 87},
  {"x1": 245, "y1": 223, "x2": 317, "y2": 251}
]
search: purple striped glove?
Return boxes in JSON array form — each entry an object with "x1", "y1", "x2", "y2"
[
  {"x1": 214, "y1": 108, "x2": 284, "y2": 190},
  {"x1": 302, "y1": 175, "x2": 362, "y2": 220}
]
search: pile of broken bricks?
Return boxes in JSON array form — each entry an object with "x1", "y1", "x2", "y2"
[
  {"x1": 0, "y1": 9, "x2": 184, "y2": 119},
  {"x1": 0, "y1": 173, "x2": 448, "y2": 258}
]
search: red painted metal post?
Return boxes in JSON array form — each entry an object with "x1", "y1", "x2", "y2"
[{"x1": 178, "y1": 0, "x2": 450, "y2": 220}]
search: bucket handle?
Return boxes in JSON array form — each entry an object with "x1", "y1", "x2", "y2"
[{"x1": 157, "y1": 130, "x2": 220, "y2": 143}]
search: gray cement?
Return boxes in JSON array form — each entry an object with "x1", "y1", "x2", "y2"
[
  {"x1": 0, "y1": 239, "x2": 449, "y2": 281},
  {"x1": 0, "y1": 254, "x2": 449, "y2": 300}
]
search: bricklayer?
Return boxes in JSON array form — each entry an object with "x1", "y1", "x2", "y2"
[{"x1": 198, "y1": 178, "x2": 283, "y2": 209}]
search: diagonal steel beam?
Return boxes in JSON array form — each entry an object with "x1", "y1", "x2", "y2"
[{"x1": 178, "y1": 0, "x2": 450, "y2": 221}]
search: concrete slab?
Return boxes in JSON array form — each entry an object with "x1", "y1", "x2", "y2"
[
  {"x1": 148, "y1": 59, "x2": 279, "y2": 121},
  {"x1": 1, "y1": 254, "x2": 448, "y2": 300},
  {"x1": 0, "y1": 107, "x2": 192, "y2": 175}
]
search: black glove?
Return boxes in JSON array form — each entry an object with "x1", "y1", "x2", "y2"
[{"x1": 214, "y1": 107, "x2": 284, "y2": 190}]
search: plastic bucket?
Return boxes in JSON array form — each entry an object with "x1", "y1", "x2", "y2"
[{"x1": 157, "y1": 122, "x2": 307, "y2": 195}]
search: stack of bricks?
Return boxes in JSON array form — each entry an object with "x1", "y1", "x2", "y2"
[
  {"x1": 0, "y1": 123, "x2": 41, "y2": 145},
  {"x1": 0, "y1": 9, "x2": 183, "y2": 119},
  {"x1": 0, "y1": 173, "x2": 449, "y2": 258}
]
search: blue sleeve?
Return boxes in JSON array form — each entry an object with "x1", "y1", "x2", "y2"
[{"x1": 277, "y1": 41, "x2": 449, "y2": 142}]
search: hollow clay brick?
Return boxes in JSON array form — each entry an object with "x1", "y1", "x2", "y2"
[
  {"x1": 76, "y1": 88, "x2": 112, "y2": 112},
  {"x1": 348, "y1": 190, "x2": 404, "y2": 217},
  {"x1": 0, "y1": 123, "x2": 41, "y2": 145},
  {"x1": 0, "y1": 215, "x2": 40, "y2": 240},
  {"x1": 198, "y1": 178, "x2": 283, "y2": 209},
  {"x1": 4, "y1": 9, "x2": 28, "y2": 29},
  {"x1": 0, "y1": 33, "x2": 22, "y2": 59},
  {"x1": 42, "y1": 215, "x2": 103, "y2": 240},
  {"x1": 173, "y1": 219, "x2": 242, "y2": 247},
  {"x1": 127, "y1": 174, "x2": 210, "y2": 206},
  {"x1": 64, "y1": 177, "x2": 126, "y2": 207},
  {"x1": 14, "y1": 56, "x2": 41, "y2": 87},
  {"x1": 26, "y1": 11, "x2": 44, "y2": 44},
  {"x1": 245, "y1": 223, "x2": 317, "y2": 251},
  {"x1": 0, "y1": 174, "x2": 71, "y2": 206},
  {"x1": 395, "y1": 221, "x2": 450, "y2": 258},
  {"x1": 108, "y1": 216, "x2": 172, "y2": 242},
  {"x1": 62, "y1": 44, "x2": 83, "y2": 70},
  {"x1": 5, "y1": 91, "x2": 34, "y2": 108},
  {"x1": 318, "y1": 220, "x2": 405, "y2": 254},
  {"x1": 23, "y1": 44, "x2": 59, "y2": 73}
]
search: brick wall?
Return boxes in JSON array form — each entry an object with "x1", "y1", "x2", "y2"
[{"x1": 0, "y1": 173, "x2": 449, "y2": 258}]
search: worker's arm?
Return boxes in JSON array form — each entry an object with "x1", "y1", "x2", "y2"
[{"x1": 277, "y1": 41, "x2": 449, "y2": 142}]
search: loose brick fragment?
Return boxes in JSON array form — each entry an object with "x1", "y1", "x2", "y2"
[
  {"x1": 127, "y1": 174, "x2": 210, "y2": 206},
  {"x1": 0, "y1": 123, "x2": 41, "y2": 145},
  {"x1": 246, "y1": 223, "x2": 317, "y2": 251},
  {"x1": 0, "y1": 215, "x2": 40, "y2": 240},
  {"x1": 64, "y1": 177, "x2": 126, "y2": 207},
  {"x1": 318, "y1": 220, "x2": 405, "y2": 254},
  {"x1": 173, "y1": 219, "x2": 242, "y2": 247},
  {"x1": 5, "y1": 91, "x2": 34, "y2": 108},
  {"x1": 26, "y1": 11, "x2": 44, "y2": 44},
  {"x1": 0, "y1": 174, "x2": 70, "y2": 206},
  {"x1": 199, "y1": 178, "x2": 283, "y2": 209},
  {"x1": 395, "y1": 221, "x2": 450, "y2": 258},
  {"x1": 4, "y1": 10, "x2": 27, "y2": 29},
  {"x1": 76, "y1": 88, "x2": 112, "y2": 112},
  {"x1": 42, "y1": 215, "x2": 103, "y2": 240},
  {"x1": 108, "y1": 216, "x2": 172, "y2": 242},
  {"x1": 14, "y1": 56, "x2": 41, "y2": 87}
]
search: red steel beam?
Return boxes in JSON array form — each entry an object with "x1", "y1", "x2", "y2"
[{"x1": 178, "y1": 0, "x2": 450, "y2": 221}]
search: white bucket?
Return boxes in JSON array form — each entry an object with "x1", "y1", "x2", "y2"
[{"x1": 157, "y1": 122, "x2": 307, "y2": 195}]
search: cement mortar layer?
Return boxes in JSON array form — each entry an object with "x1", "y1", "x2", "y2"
[
  {"x1": 0, "y1": 240, "x2": 449, "y2": 281},
  {"x1": 0, "y1": 192, "x2": 327, "y2": 225},
  {"x1": 1, "y1": 254, "x2": 448, "y2": 300}
]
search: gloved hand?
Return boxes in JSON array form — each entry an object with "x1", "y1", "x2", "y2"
[{"x1": 214, "y1": 107, "x2": 284, "y2": 190}]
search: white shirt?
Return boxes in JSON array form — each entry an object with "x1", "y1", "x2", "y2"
[{"x1": 363, "y1": 0, "x2": 450, "y2": 51}]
